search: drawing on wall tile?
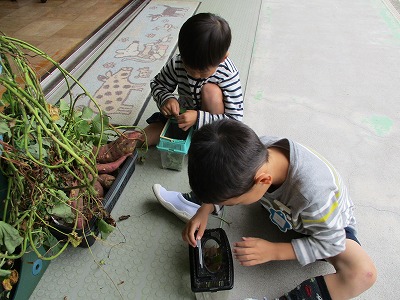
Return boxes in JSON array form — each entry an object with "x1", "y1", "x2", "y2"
[
  {"x1": 91, "y1": 67, "x2": 146, "y2": 115},
  {"x1": 72, "y1": 1, "x2": 199, "y2": 125},
  {"x1": 148, "y1": 5, "x2": 189, "y2": 21},
  {"x1": 115, "y1": 35, "x2": 172, "y2": 63}
]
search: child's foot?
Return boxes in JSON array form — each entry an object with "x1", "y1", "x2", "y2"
[{"x1": 152, "y1": 184, "x2": 201, "y2": 222}]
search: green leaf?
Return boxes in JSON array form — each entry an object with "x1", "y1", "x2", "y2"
[
  {"x1": 0, "y1": 221, "x2": 23, "y2": 253},
  {"x1": 56, "y1": 190, "x2": 69, "y2": 201},
  {"x1": 97, "y1": 219, "x2": 115, "y2": 240},
  {"x1": 76, "y1": 120, "x2": 91, "y2": 135},
  {"x1": 0, "y1": 120, "x2": 11, "y2": 136},
  {"x1": 58, "y1": 99, "x2": 69, "y2": 112},
  {"x1": 91, "y1": 113, "x2": 109, "y2": 134},
  {"x1": 47, "y1": 201, "x2": 75, "y2": 224},
  {"x1": 43, "y1": 231, "x2": 62, "y2": 255},
  {"x1": 81, "y1": 107, "x2": 94, "y2": 120},
  {"x1": 54, "y1": 118, "x2": 66, "y2": 127},
  {"x1": 28, "y1": 142, "x2": 47, "y2": 160},
  {"x1": 41, "y1": 137, "x2": 51, "y2": 148},
  {"x1": 73, "y1": 110, "x2": 82, "y2": 119},
  {"x1": 92, "y1": 134, "x2": 108, "y2": 146}
]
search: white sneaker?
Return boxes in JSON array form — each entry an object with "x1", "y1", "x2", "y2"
[{"x1": 152, "y1": 184, "x2": 200, "y2": 222}]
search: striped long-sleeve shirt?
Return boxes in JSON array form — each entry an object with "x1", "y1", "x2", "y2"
[
  {"x1": 259, "y1": 136, "x2": 357, "y2": 266},
  {"x1": 150, "y1": 54, "x2": 244, "y2": 128}
]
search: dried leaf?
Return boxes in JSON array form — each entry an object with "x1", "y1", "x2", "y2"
[
  {"x1": 47, "y1": 103, "x2": 60, "y2": 121},
  {"x1": 9, "y1": 269, "x2": 18, "y2": 285},
  {"x1": 2, "y1": 279, "x2": 12, "y2": 291},
  {"x1": 118, "y1": 215, "x2": 131, "y2": 221},
  {"x1": 68, "y1": 232, "x2": 82, "y2": 247}
]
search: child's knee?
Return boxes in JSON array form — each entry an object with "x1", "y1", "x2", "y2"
[
  {"x1": 201, "y1": 83, "x2": 224, "y2": 113},
  {"x1": 144, "y1": 122, "x2": 165, "y2": 146},
  {"x1": 359, "y1": 261, "x2": 377, "y2": 290},
  {"x1": 342, "y1": 258, "x2": 377, "y2": 294}
]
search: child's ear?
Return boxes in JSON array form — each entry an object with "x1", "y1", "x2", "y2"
[
  {"x1": 254, "y1": 173, "x2": 272, "y2": 185},
  {"x1": 221, "y1": 52, "x2": 229, "y2": 62}
]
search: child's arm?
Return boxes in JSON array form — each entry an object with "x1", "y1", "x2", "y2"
[
  {"x1": 234, "y1": 237, "x2": 297, "y2": 266},
  {"x1": 150, "y1": 56, "x2": 179, "y2": 111},
  {"x1": 182, "y1": 203, "x2": 214, "y2": 247},
  {"x1": 291, "y1": 196, "x2": 348, "y2": 266}
]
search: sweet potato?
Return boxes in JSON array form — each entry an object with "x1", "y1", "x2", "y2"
[
  {"x1": 97, "y1": 174, "x2": 116, "y2": 189},
  {"x1": 96, "y1": 153, "x2": 131, "y2": 174},
  {"x1": 95, "y1": 131, "x2": 143, "y2": 164},
  {"x1": 93, "y1": 179, "x2": 104, "y2": 198}
]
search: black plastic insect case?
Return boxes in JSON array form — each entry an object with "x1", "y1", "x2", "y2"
[{"x1": 189, "y1": 228, "x2": 234, "y2": 292}]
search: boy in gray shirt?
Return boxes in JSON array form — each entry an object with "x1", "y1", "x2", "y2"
[{"x1": 155, "y1": 119, "x2": 376, "y2": 299}]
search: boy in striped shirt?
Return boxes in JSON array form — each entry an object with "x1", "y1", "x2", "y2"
[
  {"x1": 159, "y1": 119, "x2": 376, "y2": 300},
  {"x1": 144, "y1": 12, "x2": 244, "y2": 146}
]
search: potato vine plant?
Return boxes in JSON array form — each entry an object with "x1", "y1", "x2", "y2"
[{"x1": 0, "y1": 35, "x2": 118, "y2": 293}]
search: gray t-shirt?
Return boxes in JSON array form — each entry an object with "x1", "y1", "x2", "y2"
[{"x1": 260, "y1": 136, "x2": 356, "y2": 266}]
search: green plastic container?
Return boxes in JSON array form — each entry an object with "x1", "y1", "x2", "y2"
[
  {"x1": 156, "y1": 119, "x2": 193, "y2": 171},
  {"x1": 12, "y1": 246, "x2": 51, "y2": 300}
]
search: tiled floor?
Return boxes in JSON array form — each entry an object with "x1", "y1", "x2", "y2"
[{"x1": 0, "y1": 0, "x2": 131, "y2": 77}]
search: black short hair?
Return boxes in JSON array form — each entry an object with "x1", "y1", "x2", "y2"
[
  {"x1": 188, "y1": 119, "x2": 268, "y2": 203},
  {"x1": 178, "y1": 13, "x2": 232, "y2": 70}
]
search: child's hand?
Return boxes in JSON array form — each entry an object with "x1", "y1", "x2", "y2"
[
  {"x1": 182, "y1": 203, "x2": 214, "y2": 247},
  {"x1": 161, "y1": 98, "x2": 180, "y2": 117},
  {"x1": 176, "y1": 110, "x2": 197, "y2": 131},
  {"x1": 233, "y1": 237, "x2": 278, "y2": 266}
]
